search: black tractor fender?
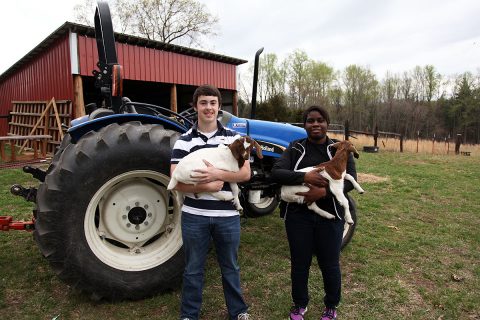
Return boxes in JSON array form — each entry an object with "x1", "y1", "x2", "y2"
[{"x1": 68, "y1": 113, "x2": 188, "y2": 143}]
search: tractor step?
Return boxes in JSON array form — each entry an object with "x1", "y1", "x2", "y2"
[{"x1": 0, "y1": 216, "x2": 35, "y2": 231}]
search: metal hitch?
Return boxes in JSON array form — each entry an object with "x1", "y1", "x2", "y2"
[
  {"x1": 0, "y1": 216, "x2": 35, "y2": 231},
  {"x1": 10, "y1": 184, "x2": 37, "y2": 202},
  {"x1": 23, "y1": 165, "x2": 46, "y2": 182}
]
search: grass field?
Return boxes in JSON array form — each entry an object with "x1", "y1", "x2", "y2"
[{"x1": 1, "y1": 151, "x2": 479, "y2": 319}]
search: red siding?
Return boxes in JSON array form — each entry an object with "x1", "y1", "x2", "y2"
[
  {"x1": 0, "y1": 35, "x2": 73, "y2": 135},
  {"x1": 77, "y1": 36, "x2": 238, "y2": 90}
]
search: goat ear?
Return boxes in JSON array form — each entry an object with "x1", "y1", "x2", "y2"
[
  {"x1": 252, "y1": 139, "x2": 263, "y2": 159},
  {"x1": 350, "y1": 144, "x2": 360, "y2": 158},
  {"x1": 331, "y1": 142, "x2": 341, "y2": 149}
]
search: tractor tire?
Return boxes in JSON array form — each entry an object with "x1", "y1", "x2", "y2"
[
  {"x1": 34, "y1": 122, "x2": 183, "y2": 301},
  {"x1": 341, "y1": 195, "x2": 357, "y2": 250},
  {"x1": 241, "y1": 193, "x2": 279, "y2": 218}
]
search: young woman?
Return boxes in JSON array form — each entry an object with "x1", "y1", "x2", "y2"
[{"x1": 272, "y1": 105, "x2": 359, "y2": 320}]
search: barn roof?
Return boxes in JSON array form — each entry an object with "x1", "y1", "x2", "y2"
[{"x1": 0, "y1": 22, "x2": 247, "y2": 82}]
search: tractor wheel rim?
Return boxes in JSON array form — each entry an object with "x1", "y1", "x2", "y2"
[
  {"x1": 84, "y1": 170, "x2": 182, "y2": 271},
  {"x1": 252, "y1": 196, "x2": 274, "y2": 209}
]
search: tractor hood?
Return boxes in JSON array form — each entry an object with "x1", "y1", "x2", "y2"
[{"x1": 224, "y1": 113, "x2": 306, "y2": 158}]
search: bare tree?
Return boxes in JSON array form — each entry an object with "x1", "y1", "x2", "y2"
[
  {"x1": 423, "y1": 65, "x2": 441, "y2": 103},
  {"x1": 287, "y1": 50, "x2": 311, "y2": 109},
  {"x1": 74, "y1": 0, "x2": 96, "y2": 26},
  {"x1": 74, "y1": 0, "x2": 219, "y2": 46}
]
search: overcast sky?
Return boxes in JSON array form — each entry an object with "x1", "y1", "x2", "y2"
[{"x1": 1, "y1": 0, "x2": 480, "y2": 79}]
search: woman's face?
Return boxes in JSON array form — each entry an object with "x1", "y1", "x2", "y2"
[{"x1": 305, "y1": 110, "x2": 328, "y2": 143}]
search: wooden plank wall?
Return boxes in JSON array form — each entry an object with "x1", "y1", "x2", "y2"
[{"x1": 8, "y1": 100, "x2": 72, "y2": 154}]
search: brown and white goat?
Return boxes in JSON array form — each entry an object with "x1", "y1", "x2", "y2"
[
  {"x1": 280, "y1": 140, "x2": 364, "y2": 224},
  {"x1": 167, "y1": 136, "x2": 263, "y2": 211}
]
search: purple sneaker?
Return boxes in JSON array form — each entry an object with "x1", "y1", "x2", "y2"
[
  {"x1": 321, "y1": 307, "x2": 337, "y2": 320},
  {"x1": 289, "y1": 306, "x2": 307, "y2": 320}
]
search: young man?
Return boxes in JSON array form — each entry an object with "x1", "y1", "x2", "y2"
[
  {"x1": 170, "y1": 85, "x2": 250, "y2": 320},
  {"x1": 271, "y1": 105, "x2": 359, "y2": 320}
]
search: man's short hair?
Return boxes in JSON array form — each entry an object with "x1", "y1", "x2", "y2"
[
  {"x1": 302, "y1": 105, "x2": 330, "y2": 124},
  {"x1": 193, "y1": 85, "x2": 222, "y2": 107}
]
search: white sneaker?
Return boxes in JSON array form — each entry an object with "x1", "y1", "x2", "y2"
[{"x1": 237, "y1": 312, "x2": 251, "y2": 320}]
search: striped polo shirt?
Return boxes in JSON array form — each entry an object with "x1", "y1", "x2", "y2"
[{"x1": 171, "y1": 120, "x2": 241, "y2": 217}]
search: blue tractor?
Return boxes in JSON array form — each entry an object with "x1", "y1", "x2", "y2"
[{"x1": 12, "y1": 1, "x2": 356, "y2": 301}]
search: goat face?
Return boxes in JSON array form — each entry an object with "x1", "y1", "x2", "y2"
[
  {"x1": 331, "y1": 140, "x2": 360, "y2": 159},
  {"x1": 229, "y1": 136, "x2": 264, "y2": 168}
]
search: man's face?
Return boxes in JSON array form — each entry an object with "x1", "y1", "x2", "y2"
[
  {"x1": 195, "y1": 95, "x2": 219, "y2": 124},
  {"x1": 305, "y1": 110, "x2": 328, "y2": 142}
]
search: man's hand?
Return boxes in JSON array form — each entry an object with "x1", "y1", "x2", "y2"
[
  {"x1": 304, "y1": 168, "x2": 329, "y2": 187},
  {"x1": 296, "y1": 184, "x2": 327, "y2": 204},
  {"x1": 191, "y1": 159, "x2": 224, "y2": 183}
]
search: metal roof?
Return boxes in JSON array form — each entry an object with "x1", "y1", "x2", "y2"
[{"x1": 0, "y1": 22, "x2": 247, "y2": 82}]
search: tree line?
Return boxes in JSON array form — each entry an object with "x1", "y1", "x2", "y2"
[{"x1": 238, "y1": 50, "x2": 480, "y2": 144}]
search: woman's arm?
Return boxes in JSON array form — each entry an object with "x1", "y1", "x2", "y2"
[
  {"x1": 344, "y1": 153, "x2": 358, "y2": 193},
  {"x1": 271, "y1": 143, "x2": 306, "y2": 185}
]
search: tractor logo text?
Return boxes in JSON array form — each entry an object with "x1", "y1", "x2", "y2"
[{"x1": 260, "y1": 144, "x2": 274, "y2": 152}]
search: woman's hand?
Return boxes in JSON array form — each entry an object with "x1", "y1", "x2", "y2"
[
  {"x1": 304, "y1": 168, "x2": 329, "y2": 187},
  {"x1": 295, "y1": 184, "x2": 327, "y2": 204}
]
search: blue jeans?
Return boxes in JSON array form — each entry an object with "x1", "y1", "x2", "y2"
[
  {"x1": 285, "y1": 210, "x2": 344, "y2": 309},
  {"x1": 180, "y1": 212, "x2": 248, "y2": 320}
]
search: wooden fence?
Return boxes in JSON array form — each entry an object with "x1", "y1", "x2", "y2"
[{"x1": 7, "y1": 98, "x2": 72, "y2": 154}]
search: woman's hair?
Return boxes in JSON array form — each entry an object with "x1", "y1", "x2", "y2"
[
  {"x1": 302, "y1": 105, "x2": 330, "y2": 124},
  {"x1": 193, "y1": 84, "x2": 222, "y2": 106}
]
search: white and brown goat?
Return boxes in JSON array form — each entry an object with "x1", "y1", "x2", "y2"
[
  {"x1": 281, "y1": 140, "x2": 364, "y2": 224},
  {"x1": 167, "y1": 136, "x2": 263, "y2": 211}
]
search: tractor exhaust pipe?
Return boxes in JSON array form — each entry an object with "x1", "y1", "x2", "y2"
[{"x1": 250, "y1": 47, "x2": 264, "y2": 119}]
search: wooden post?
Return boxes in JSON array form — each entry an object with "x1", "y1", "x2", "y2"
[
  {"x1": 33, "y1": 140, "x2": 38, "y2": 159},
  {"x1": 400, "y1": 135, "x2": 404, "y2": 152},
  {"x1": 344, "y1": 120, "x2": 349, "y2": 140},
  {"x1": 170, "y1": 84, "x2": 177, "y2": 113},
  {"x1": 416, "y1": 131, "x2": 420, "y2": 153},
  {"x1": 43, "y1": 101, "x2": 51, "y2": 154},
  {"x1": 41, "y1": 137, "x2": 47, "y2": 158},
  {"x1": 374, "y1": 125, "x2": 379, "y2": 147},
  {"x1": 233, "y1": 91, "x2": 238, "y2": 116},
  {"x1": 0, "y1": 141, "x2": 5, "y2": 160},
  {"x1": 447, "y1": 135, "x2": 450, "y2": 154},
  {"x1": 455, "y1": 134, "x2": 462, "y2": 155},
  {"x1": 432, "y1": 134, "x2": 435, "y2": 154},
  {"x1": 10, "y1": 139, "x2": 16, "y2": 161},
  {"x1": 73, "y1": 75, "x2": 86, "y2": 118},
  {"x1": 51, "y1": 99, "x2": 64, "y2": 140}
]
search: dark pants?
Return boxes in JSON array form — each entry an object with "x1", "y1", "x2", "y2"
[{"x1": 285, "y1": 210, "x2": 344, "y2": 309}]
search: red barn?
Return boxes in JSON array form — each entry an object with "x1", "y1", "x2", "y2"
[{"x1": 0, "y1": 22, "x2": 247, "y2": 136}]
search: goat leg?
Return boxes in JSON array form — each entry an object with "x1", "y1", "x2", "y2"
[
  {"x1": 345, "y1": 173, "x2": 365, "y2": 194},
  {"x1": 308, "y1": 203, "x2": 336, "y2": 220}
]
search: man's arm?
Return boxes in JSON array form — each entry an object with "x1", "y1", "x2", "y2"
[
  {"x1": 189, "y1": 159, "x2": 251, "y2": 184},
  {"x1": 170, "y1": 164, "x2": 224, "y2": 193}
]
